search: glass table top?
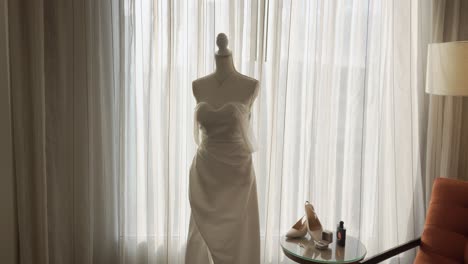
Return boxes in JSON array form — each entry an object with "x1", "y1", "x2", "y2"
[{"x1": 280, "y1": 235, "x2": 367, "y2": 263}]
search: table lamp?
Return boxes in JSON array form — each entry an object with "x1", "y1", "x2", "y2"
[{"x1": 426, "y1": 41, "x2": 468, "y2": 96}]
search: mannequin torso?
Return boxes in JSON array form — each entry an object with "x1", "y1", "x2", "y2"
[
  {"x1": 192, "y1": 34, "x2": 259, "y2": 109},
  {"x1": 192, "y1": 69, "x2": 259, "y2": 109}
]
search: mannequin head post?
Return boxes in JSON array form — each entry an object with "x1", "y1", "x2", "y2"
[
  {"x1": 215, "y1": 33, "x2": 232, "y2": 56},
  {"x1": 214, "y1": 33, "x2": 236, "y2": 76}
]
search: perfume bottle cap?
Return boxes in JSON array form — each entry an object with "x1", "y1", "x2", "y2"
[{"x1": 339, "y1": 221, "x2": 344, "y2": 228}]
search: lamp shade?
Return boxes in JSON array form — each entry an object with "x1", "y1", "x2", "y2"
[{"x1": 426, "y1": 41, "x2": 468, "y2": 96}]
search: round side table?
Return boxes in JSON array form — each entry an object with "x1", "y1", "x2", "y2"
[{"x1": 281, "y1": 235, "x2": 367, "y2": 264}]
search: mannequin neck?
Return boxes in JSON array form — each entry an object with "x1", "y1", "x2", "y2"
[{"x1": 215, "y1": 54, "x2": 236, "y2": 77}]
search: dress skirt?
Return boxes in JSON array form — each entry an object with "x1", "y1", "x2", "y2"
[{"x1": 186, "y1": 139, "x2": 260, "y2": 264}]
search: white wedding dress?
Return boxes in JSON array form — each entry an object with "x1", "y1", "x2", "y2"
[{"x1": 186, "y1": 100, "x2": 260, "y2": 264}]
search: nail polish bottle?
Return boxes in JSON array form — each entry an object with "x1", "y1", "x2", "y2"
[{"x1": 336, "y1": 221, "x2": 346, "y2": 246}]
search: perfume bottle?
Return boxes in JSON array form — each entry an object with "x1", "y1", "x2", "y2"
[{"x1": 336, "y1": 221, "x2": 346, "y2": 246}]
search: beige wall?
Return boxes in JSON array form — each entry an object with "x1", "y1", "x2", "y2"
[{"x1": 0, "y1": 1, "x2": 18, "y2": 263}]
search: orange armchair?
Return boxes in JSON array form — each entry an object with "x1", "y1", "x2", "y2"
[
  {"x1": 415, "y1": 178, "x2": 468, "y2": 263},
  {"x1": 361, "y1": 178, "x2": 468, "y2": 264}
]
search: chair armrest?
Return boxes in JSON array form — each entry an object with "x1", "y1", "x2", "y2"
[{"x1": 359, "y1": 237, "x2": 421, "y2": 264}]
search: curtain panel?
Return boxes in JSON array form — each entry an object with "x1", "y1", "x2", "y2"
[
  {"x1": 121, "y1": 0, "x2": 430, "y2": 263},
  {"x1": 424, "y1": 0, "x2": 468, "y2": 206},
  {"x1": 8, "y1": 0, "x2": 122, "y2": 263}
]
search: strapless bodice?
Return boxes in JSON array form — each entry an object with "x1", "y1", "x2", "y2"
[{"x1": 194, "y1": 101, "x2": 257, "y2": 153}]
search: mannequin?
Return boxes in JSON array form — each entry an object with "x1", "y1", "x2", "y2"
[
  {"x1": 192, "y1": 33, "x2": 259, "y2": 108},
  {"x1": 186, "y1": 33, "x2": 261, "y2": 264}
]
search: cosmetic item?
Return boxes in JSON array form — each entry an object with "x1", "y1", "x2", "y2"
[
  {"x1": 322, "y1": 230, "x2": 333, "y2": 243},
  {"x1": 336, "y1": 221, "x2": 346, "y2": 246},
  {"x1": 314, "y1": 240, "x2": 330, "y2": 250}
]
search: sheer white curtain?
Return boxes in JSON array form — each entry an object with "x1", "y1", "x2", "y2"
[{"x1": 121, "y1": 0, "x2": 430, "y2": 263}]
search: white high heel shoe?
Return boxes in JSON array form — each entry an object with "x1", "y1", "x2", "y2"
[
  {"x1": 285, "y1": 215, "x2": 307, "y2": 238},
  {"x1": 304, "y1": 201, "x2": 323, "y2": 242}
]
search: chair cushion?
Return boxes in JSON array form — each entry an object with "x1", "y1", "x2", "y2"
[
  {"x1": 414, "y1": 178, "x2": 468, "y2": 264},
  {"x1": 415, "y1": 248, "x2": 460, "y2": 264}
]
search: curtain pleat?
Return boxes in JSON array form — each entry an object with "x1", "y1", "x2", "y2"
[{"x1": 9, "y1": 0, "x2": 49, "y2": 262}]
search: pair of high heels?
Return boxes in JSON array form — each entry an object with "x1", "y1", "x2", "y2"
[{"x1": 286, "y1": 201, "x2": 323, "y2": 241}]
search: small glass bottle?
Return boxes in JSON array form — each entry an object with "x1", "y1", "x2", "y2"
[{"x1": 336, "y1": 221, "x2": 346, "y2": 246}]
